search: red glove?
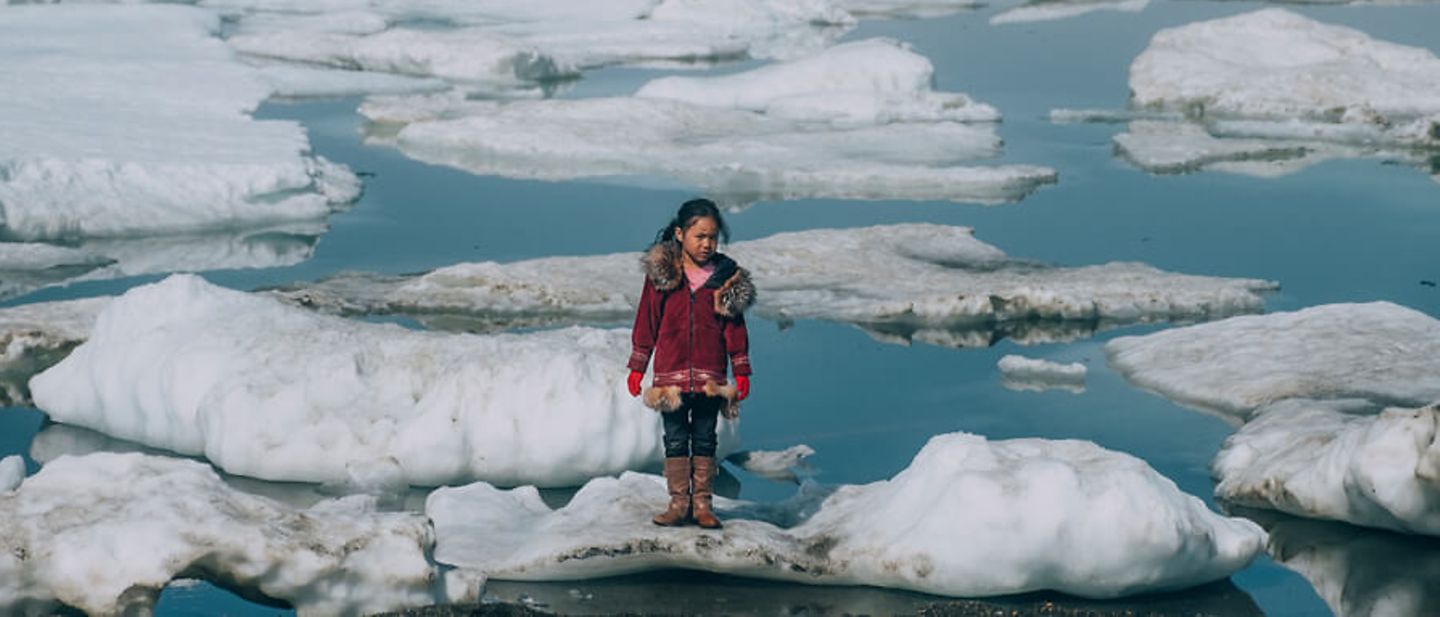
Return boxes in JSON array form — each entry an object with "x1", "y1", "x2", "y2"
[
  {"x1": 736, "y1": 375, "x2": 750, "y2": 401},
  {"x1": 627, "y1": 371, "x2": 644, "y2": 397}
]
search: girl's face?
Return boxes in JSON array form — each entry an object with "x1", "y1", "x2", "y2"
[{"x1": 675, "y1": 216, "x2": 719, "y2": 267}]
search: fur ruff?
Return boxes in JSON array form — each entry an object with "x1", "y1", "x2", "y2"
[
  {"x1": 640, "y1": 242, "x2": 755, "y2": 317},
  {"x1": 643, "y1": 382, "x2": 741, "y2": 419}
]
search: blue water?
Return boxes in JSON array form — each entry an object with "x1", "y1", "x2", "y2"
[{"x1": 4, "y1": 1, "x2": 1439, "y2": 615}]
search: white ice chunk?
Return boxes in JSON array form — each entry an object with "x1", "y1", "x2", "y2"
[
  {"x1": 254, "y1": 62, "x2": 451, "y2": 98},
  {"x1": 0, "y1": 297, "x2": 108, "y2": 405},
  {"x1": 727, "y1": 444, "x2": 815, "y2": 483},
  {"x1": 276, "y1": 224, "x2": 1275, "y2": 342},
  {"x1": 1112, "y1": 119, "x2": 1426, "y2": 177},
  {"x1": 362, "y1": 39, "x2": 1053, "y2": 205},
  {"x1": 0, "y1": 452, "x2": 482, "y2": 615},
  {"x1": 0, "y1": 457, "x2": 22, "y2": 493},
  {"x1": 1106, "y1": 302, "x2": 1440, "y2": 421},
  {"x1": 429, "y1": 432, "x2": 1265, "y2": 598},
  {"x1": 1131, "y1": 9, "x2": 1440, "y2": 125},
  {"x1": 229, "y1": 27, "x2": 578, "y2": 85},
  {"x1": 636, "y1": 39, "x2": 998, "y2": 126},
  {"x1": 1212, "y1": 401, "x2": 1440, "y2": 535},
  {"x1": 29, "y1": 275, "x2": 736, "y2": 487},
  {"x1": 0, "y1": 5, "x2": 359, "y2": 241},
  {"x1": 997, "y1": 355, "x2": 1087, "y2": 394},
  {"x1": 991, "y1": 0, "x2": 1148, "y2": 25}
]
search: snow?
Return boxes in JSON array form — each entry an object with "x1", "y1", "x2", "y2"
[
  {"x1": 997, "y1": 355, "x2": 1087, "y2": 394},
  {"x1": 1131, "y1": 9, "x2": 1440, "y2": 125},
  {"x1": 0, "y1": 457, "x2": 21, "y2": 493},
  {"x1": 990, "y1": 0, "x2": 1148, "y2": 25},
  {"x1": 0, "y1": 452, "x2": 482, "y2": 615},
  {"x1": 28, "y1": 275, "x2": 736, "y2": 488},
  {"x1": 1106, "y1": 302, "x2": 1440, "y2": 421},
  {"x1": 274, "y1": 224, "x2": 1275, "y2": 345},
  {"x1": 254, "y1": 62, "x2": 451, "y2": 98},
  {"x1": 1212, "y1": 400, "x2": 1440, "y2": 535},
  {"x1": 362, "y1": 40, "x2": 1056, "y2": 206},
  {"x1": 429, "y1": 432, "x2": 1265, "y2": 598},
  {"x1": 0, "y1": 5, "x2": 360, "y2": 241},
  {"x1": 0, "y1": 298, "x2": 108, "y2": 406}
]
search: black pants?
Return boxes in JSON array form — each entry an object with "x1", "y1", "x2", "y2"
[{"x1": 661, "y1": 394, "x2": 722, "y2": 458}]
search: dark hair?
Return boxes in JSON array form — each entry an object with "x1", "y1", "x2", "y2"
[{"x1": 653, "y1": 198, "x2": 729, "y2": 247}]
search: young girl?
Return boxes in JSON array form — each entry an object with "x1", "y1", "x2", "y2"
[{"x1": 627, "y1": 198, "x2": 754, "y2": 529}]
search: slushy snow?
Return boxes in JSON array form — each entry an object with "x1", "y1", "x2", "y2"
[
  {"x1": 1106, "y1": 302, "x2": 1440, "y2": 420},
  {"x1": 29, "y1": 275, "x2": 735, "y2": 488},
  {"x1": 0, "y1": 452, "x2": 481, "y2": 615},
  {"x1": 429, "y1": 432, "x2": 1265, "y2": 598},
  {"x1": 273, "y1": 224, "x2": 1276, "y2": 346},
  {"x1": 1213, "y1": 401, "x2": 1440, "y2": 535},
  {"x1": 997, "y1": 355, "x2": 1087, "y2": 394},
  {"x1": 0, "y1": 457, "x2": 21, "y2": 493},
  {"x1": 362, "y1": 39, "x2": 1057, "y2": 206},
  {"x1": 0, "y1": 5, "x2": 360, "y2": 241}
]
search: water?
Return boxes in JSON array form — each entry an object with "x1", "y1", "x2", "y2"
[{"x1": 3, "y1": 1, "x2": 1439, "y2": 615}]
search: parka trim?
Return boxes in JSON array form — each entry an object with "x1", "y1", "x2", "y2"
[
  {"x1": 640, "y1": 242, "x2": 755, "y2": 317},
  {"x1": 643, "y1": 382, "x2": 741, "y2": 419}
]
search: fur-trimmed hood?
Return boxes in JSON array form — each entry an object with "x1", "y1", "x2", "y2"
[{"x1": 641, "y1": 242, "x2": 756, "y2": 317}]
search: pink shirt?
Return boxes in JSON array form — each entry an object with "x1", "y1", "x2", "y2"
[{"x1": 685, "y1": 263, "x2": 715, "y2": 292}]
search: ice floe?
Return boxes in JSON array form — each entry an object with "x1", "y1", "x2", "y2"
[
  {"x1": 273, "y1": 224, "x2": 1275, "y2": 346},
  {"x1": 28, "y1": 275, "x2": 736, "y2": 488},
  {"x1": 0, "y1": 452, "x2": 481, "y2": 615},
  {"x1": 0, "y1": 5, "x2": 359, "y2": 241},
  {"x1": 1070, "y1": 9, "x2": 1440, "y2": 178},
  {"x1": 727, "y1": 444, "x2": 815, "y2": 483},
  {"x1": 361, "y1": 39, "x2": 1057, "y2": 206},
  {"x1": 0, "y1": 457, "x2": 21, "y2": 493},
  {"x1": 990, "y1": 0, "x2": 1148, "y2": 25},
  {"x1": 429, "y1": 432, "x2": 1265, "y2": 598},
  {"x1": 1213, "y1": 400, "x2": 1440, "y2": 535},
  {"x1": 997, "y1": 354, "x2": 1087, "y2": 394},
  {"x1": 1106, "y1": 302, "x2": 1440, "y2": 421},
  {"x1": 0, "y1": 298, "x2": 108, "y2": 406}
]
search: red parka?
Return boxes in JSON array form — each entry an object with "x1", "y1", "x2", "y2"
[{"x1": 629, "y1": 241, "x2": 755, "y2": 416}]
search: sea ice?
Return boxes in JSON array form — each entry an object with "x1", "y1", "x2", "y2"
[
  {"x1": 429, "y1": 432, "x2": 1265, "y2": 598},
  {"x1": 28, "y1": 275, "x2": 736, "y2": 488},
  {"x1": 0, "y1": 452, "x2": 481, "y2": 615},
  {"x1": 990, "y1": 0, "x2": 1148, "y2": 25},
  {"x1": 0, "y1": 298, "x2": 108, "y2": 406},
  {"x1": 833, "y1": 0, "x2": 983, "y2": 18},
  {"x1": 273, "y1": 224, "x2": 1275, "y2": 345},
  {"x1": 1131, "y1": 9, "x2": 1440, "y2": 126},
  {"x1": 0, "y1": 457, "x2": 21, "y2": 493},
  {"x1": 1106, "y1": 302, "x2": 1440, "y2": 421},
  {"x1": 727, "y1": 444, "x2": 815, "y2": 483},
  {"x1": 361, "y1": 40, "x2": 1057, "y2": 206},
  {"x1": 0, "y1": 5, "x2": 360, "y2": 241},
  {"x1": 1213, "y1": 400, "x2": 1440, "y2": 535},
  {"x1": 997, "y1": 354, "x2": 1087, "y2": 394}
]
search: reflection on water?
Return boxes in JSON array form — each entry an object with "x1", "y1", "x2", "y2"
[{"x1": 1232, "y1": 506, "x2": 1440, "y2": 617}]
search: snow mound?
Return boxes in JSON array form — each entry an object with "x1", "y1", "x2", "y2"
[
  {"x1": 0, "y1": 457, "x2": 21, "y2": 493},
  {"x1": 0, "y1": 5, "x2": 359, "y2": 241},
  {"x1": 998, "y1": 355, "x2": 1087, "y2": 394},
  {"x1": 1106, "y1": 302, "x2": 1440, "y2": 420},
  {"x1": 429, "y1": 432, "x2": 1265, "y2": 598},
  {"x1": 274, "y1": 224, "x2": 1274, "y2": 345},
  {"x1": 1131, "y1": 9, "x2": 1440, "y2": 125},
  {"x1": 0, "y1": 298, "x2": 109, "y2": 406},
  {"x1": 0, "y1": 452, "x2": 481, "y2": 615},
  {"x1": 1213, "y1": 401, "x2": 1440, "y2": 535},
  {"x1": 362, "y1": 40, "x2": 1056, "y2": 206},
  {"x1": 29, "y1": 275, "x2": 736, "y2": 488}
]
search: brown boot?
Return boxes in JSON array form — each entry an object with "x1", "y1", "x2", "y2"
[
  {"x1": 652, "y1": 457, "x2": 691, "y2": 526},
  {"x1": 690, "y1": 456, "x2": 723, "y2": 529}
]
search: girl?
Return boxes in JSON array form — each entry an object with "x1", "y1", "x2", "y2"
[{"x1": 627, "y1": 198, "x2": 754, "y2": 529}]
